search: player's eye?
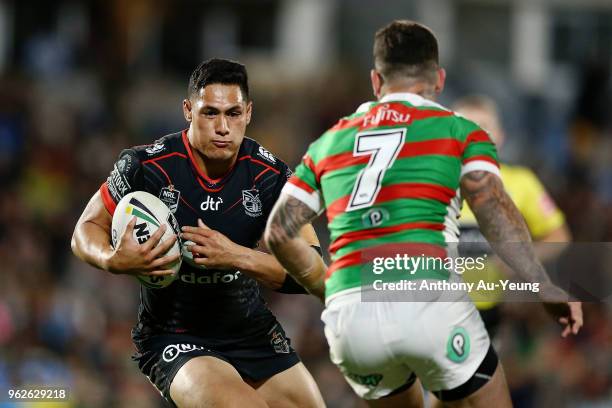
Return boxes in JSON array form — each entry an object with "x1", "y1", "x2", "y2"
[
  {"x1": 227, "y1": 110, "x2": 242, "y2": 117},
  {"x1": 201, "y1": 109, "x2": 218, "y2": 117}
]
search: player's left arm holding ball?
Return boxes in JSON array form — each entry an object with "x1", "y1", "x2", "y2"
[
  {"x1": 72, "y1": 187, "x2": 179, "y2": 278},
  {"x1": 72, "y1": 146, "x2": 181, "y2": 278}
]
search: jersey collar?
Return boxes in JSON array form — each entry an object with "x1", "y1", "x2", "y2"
[
  {"x1": 181, "y1": 130, "x2": 243, "y2": 191},
  {"x1": 379, "y1": 92, "x2": 449, "y2": 111}
]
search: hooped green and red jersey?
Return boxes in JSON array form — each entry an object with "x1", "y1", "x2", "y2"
[{"x1": 284, "y1": 93, "x2": 500, "y2": 299}]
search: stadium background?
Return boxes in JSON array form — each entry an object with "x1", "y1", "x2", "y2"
[{"x1": 0, "y1": 0, "x2": 610, "y2": 407}]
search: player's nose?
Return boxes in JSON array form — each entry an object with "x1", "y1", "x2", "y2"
[{"x1": 215, "y1": 115, "x2": 230, "y2": 136}]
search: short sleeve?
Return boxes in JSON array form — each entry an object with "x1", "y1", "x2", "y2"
[
  {"x1": 459, "y1": 119, "x2": 501, "y2": 178},
  {"x1": 282, "y1": 151, "x2": 324, "y2": 214},
  {"x1": 99, "y1": 149, "x2": 144, "y2": 215}
]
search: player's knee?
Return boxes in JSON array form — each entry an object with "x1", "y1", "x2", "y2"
[
  {"x1": 277, "y1": 388, "x2": 326, "y2": 408},
  {"x1": 258, "y1": 365, "x2": 325, "y2": 408},
  {"x1": 170, "y1": 357, "x2": 268, "y2": 408},
  {"x1": 172, "y1": 377, "x2": 267, "y2": 408},
  {"x1": 264, "y1": 392, "x2": 323, "y2": 408}
]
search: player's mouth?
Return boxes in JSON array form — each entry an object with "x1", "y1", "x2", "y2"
[{"x1": 212, "y1": 141, "x2": 231, "y2": 148}]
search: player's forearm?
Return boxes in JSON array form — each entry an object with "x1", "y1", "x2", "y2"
[
  {"x1": 232, "y1": 247, "x2": 287, "y2": 289},
  {"x1": 462, "y1": 171, "x2": 552, "y2": 286},
  {"x1": 265, "y1": 195, "x2": 325, "y2": 299},
  {"x1": 71, "y1": 220, "x2": 114, "y2": 272},
  {"x1": 267, "y1": 237, "x2": 326, "y2": 300}
]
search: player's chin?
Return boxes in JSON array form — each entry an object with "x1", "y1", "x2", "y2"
[{"x1": 207, "y1": 146, "x2": 237, "y2": 160}]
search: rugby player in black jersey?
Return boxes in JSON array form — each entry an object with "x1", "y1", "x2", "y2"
[{"x1": 71, "y1": 59, "x2": 325, "y2": 408}]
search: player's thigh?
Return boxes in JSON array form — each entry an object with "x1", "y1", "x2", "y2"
[
  {"x1": 170, "y1": 355, "x2": 268, "y2": 408},
  {"x1": 366, "y1": 377, "x2": 424, "y2": 408},
  {"x1": 322, "y1": 298, "x2": 420, "y2": 401},
  {"x1": 429, "y1": 363, "x2": 511, "y2": 408},
  {"x1": 248, "y1": 362, "x2": 325, "y2": 408},
  {"x1": 411, "y1": 300, "x2": 491, "y2": 394}
]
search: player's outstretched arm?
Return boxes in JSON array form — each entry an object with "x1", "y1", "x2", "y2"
[
  {"x1": 461, "y1": 171, "x2": 583, "y2": 337},
  {"x1": 264, "y1": 194, "x2": 326, "y2": 301},
  {"x1": 71, "y1": 191, "x2": 178, "y2": 276}
]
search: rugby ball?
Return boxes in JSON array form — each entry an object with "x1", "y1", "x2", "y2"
[{"x1": 111, "y1": 191, "x2": 182, "y2": 288}]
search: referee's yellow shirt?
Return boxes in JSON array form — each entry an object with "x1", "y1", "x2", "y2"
[{"x1": 460, "y1": 164, "x2": 566, "y2": 309}]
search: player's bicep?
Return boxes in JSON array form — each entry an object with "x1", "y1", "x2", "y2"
[
  {"x1": 265, "y1": 192, "x2": 320, "y2": 247},
  {"x1": 76, "y1": 190, "x2": 113, "y2": 233},
  {"x1": 72, "y1": 190, "x2": 113, "y2": 259},
  {"x1": 460, "y1": 170, "x2": 503, "y2": 209}
]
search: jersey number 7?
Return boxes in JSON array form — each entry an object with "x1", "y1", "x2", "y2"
[{"x1": 346, "y1": 129, "x2": 406, "y2": 211}]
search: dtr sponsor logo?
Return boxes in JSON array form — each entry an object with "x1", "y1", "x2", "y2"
[{"x1": 200, "y1": 196, "x2": 223, "y2": 211}]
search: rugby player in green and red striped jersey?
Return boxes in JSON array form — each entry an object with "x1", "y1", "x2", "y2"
[{"x1": 265, "y1": 20, "x2": 582, "y2": 408}]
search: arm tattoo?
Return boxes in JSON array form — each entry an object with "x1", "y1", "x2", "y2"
[
  {"x1": 265, "y1": 195, "x2": 326, "y2": 299},
  {"x1": 267, "y1": 195, "x2": 317, "y2": 244},
  {"x1": 461, "y1": 171, "x2": 552, "y2": 285}
]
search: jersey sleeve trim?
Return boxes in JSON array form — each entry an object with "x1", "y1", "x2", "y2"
[
  {"x1": 462, "y1": 155, "x2": 499, "y2": 167},
  {"x1": 282, "y1": 181, "x2": 324, "y2": 214},
  {"x1": 99, "y1": 182, "x2": 117, "y2": 215},
  {"x1": 460, "y1": 160, "x2": 501, "y2": 178},
  {"x1": 288, "y1": 175, "x2": 315, "y2": 193}
]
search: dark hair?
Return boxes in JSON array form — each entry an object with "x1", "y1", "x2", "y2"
[
  {"x1": 373, "y1": 20, "x2": 439, "y2": 83},
  {"x1": 188, "y1": 58, "x2": 249, "y2": 100}
]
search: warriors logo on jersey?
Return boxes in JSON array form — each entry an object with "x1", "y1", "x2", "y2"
[{"x1": 242, "y1": 189, "x2": 262, "y2": 217}]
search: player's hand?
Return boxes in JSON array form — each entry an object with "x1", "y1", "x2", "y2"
[
  {"x1": 538, "y1": 283, "x2": 583, "y2": 337},
  {"x1": 106, "y1": 217, "x2": 179, "y2": 277},
  {"x1": 181, "y1": 219, "x2": 244, "y2": 270}
]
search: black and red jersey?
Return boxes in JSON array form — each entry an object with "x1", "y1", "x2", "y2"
[{"x1": 100, "y1": 130, "x2": 293, "y2": 344}]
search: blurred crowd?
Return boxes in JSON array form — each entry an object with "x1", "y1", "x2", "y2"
[{"x1": 0, "y1": 1, "x2": 611, "y2": 407}]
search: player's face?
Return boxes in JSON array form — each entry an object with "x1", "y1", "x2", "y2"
[{"x1": 185, "y1": 84, "x2": 252, "y2": 161}]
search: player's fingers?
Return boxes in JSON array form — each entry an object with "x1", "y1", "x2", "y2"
[
  {"x1": 150, "y1": 234, "x2": 176, "y2": 258},
  {"x1": 187, "y1": 244, "x2": 209, "y2": 256},
  {"x1": 149, "y1": 252, "x2": 180, "y2": 269},
  {"x1": 559, "y1": 317, "x2": 569, "y2": 325},
  {"x1": 181, "y1": 226, "x2": 214, "y2": 237},
  {"x1": 144, "y1": 224, "x2": 167, "y2": 250},
  {"x1": 140, "y1": 269, "x2": 175, "y2": 277},
  {"x1": 570, "y1": 302, "x2": 583, "y2": 334},
  {"x1": 181, "y1": 232, "x2": 211, "y2": 246},
  {"x1": 126, "y1": 216, "x2": 137, "y2": 230},
  {"x1": 121, "y1": 217, "x2": 137, "y2": 242},
  {"x1": 193, "y1": 256, "x2": 211, "y2": 267},
  {"x1": 561, "y1": 325, "x2": 571, "y2": 338},
  {"x1": 197, "y1": 218, "x2": 211, "y2": 230}
]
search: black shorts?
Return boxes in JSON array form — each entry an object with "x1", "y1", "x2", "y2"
[{"x1": 132, "y1": 323, "x2": 300, "y2": 407}]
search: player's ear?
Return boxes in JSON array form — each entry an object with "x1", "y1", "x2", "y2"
[
  {"x1": 434, "y1": 68, "x2": 446, "y2": 95},
  {"x1": 183, "y1": 99, "x2": 193, "y2": 122},
  {"x1": 370, "y1": 69, "x2": 383, "y2": 99},
  {"x1": 245, "y1": 101, "x2": 253, "y2": 125}
]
